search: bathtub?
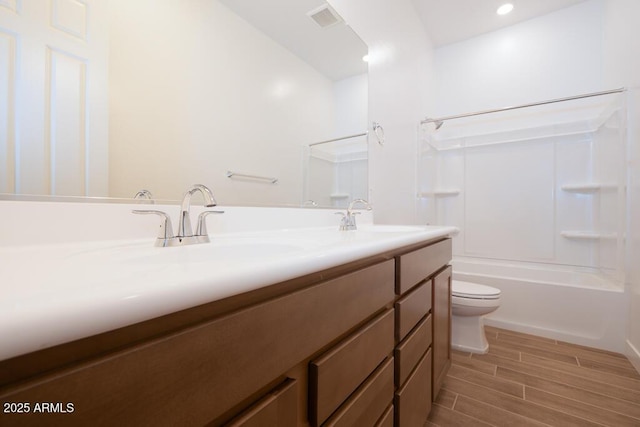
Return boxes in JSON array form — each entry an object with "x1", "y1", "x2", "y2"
[{"x1": 452, "y1": 257, "x2": 628, "y2": 353}]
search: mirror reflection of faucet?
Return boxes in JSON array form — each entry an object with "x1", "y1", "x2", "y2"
[
  {"x1": 132, "y1": 184, "x2": 224, "y2": 247},
  {"x1": 336, "y1": 199, "x2": 372, "y2": 231},
  {"x1": 133, "y1": 189, "x2": 154, "y2": 204}
]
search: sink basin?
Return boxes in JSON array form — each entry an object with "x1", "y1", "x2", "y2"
[
  {"x1": 125, "y1": 238, "x2": 307, "y2": 265},
  {"x1": 63, "y1": 237, "x2": 310, "y2": 266}
]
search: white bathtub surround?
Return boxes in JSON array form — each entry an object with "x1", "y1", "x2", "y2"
[
  {"x1": 420, "y1": 91, "x2": 626, "y2": 278},
  {"x1": 0, "y1": 199, "x2": 456, "y2": 361},
  {"x1": 420, "y1": 29, "x2": 628, "y2": 352},
  {"x1": 453, "y1": 257, "x2": 627, "y2": 352},
  {"x1": 419, "y1": 92, "x2": 628, "y2": 352}
]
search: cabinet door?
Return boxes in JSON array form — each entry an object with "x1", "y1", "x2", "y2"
[{"x1": 432, "y1": 266, "x2": 452, "y2": 399}]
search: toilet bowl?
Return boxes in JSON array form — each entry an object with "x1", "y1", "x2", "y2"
[{"x1": 451, "y1": 280, "x2": 501, "y2": 354}]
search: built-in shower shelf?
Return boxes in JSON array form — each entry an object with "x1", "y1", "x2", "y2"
[
  {"x1": 561, "y1": 231, "x2": 618, "y2": 240},
  {"x1": 418, "y1": 189, "x2": 461, "y2": 198},
  {"x1": 330, "y1": 193, "x2": 350, "y2": 199},
  {"x1": 561, "y1": 183, "x2": 617, "y2": 193}
]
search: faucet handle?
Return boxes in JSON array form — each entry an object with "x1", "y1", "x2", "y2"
[
  {"x1": 132, "y1": 210, "x2": 175, "y2": 240},
  {"x1": 196, "y1": 210, "x2": 225, "y2": 236},
  {"x1": 335, "y1": 211, "x2": 348, "y2": 222},
  {"x1": 335, "y1": 211, "x2": 350, "y2": 230}
]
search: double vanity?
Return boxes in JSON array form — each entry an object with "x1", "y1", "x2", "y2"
[{"x1": 0, "y1": 201, "x2": 456, "y2": 426}]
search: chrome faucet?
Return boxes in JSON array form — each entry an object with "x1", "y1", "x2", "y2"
[
  {"x1": 133, "y1": 189, "x2": 154, "y2": 203},
  {"x1": 133, "y1": 184, "x2": 223, "y2": 247},
  {"x1": 336, "y1": 199, "x2": 372, "y2": 231},
  {"x1": 178, "y1": 184, "x2": 217, "y2": 238}
]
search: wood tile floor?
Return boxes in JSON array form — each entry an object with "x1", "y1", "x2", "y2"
[{"x1": 426, "y1": 326, "x2": 640, "y2": 427}]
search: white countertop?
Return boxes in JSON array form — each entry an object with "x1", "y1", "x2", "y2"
[{"x1": 0, "y1": 225, "x2": 457, "y2": 361}]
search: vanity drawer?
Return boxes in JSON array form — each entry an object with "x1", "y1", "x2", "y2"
[
  {"x1": 323, "y1": 357, "x2": 394, "y2": 427},
  {"x1": 227, "y1": 379, "x2": 297, "y2": 427},
  {"x1": 394, "y1": 313, "x2": 432, "y2": 387},
  {"x1": 395, "y1": 281, "x2": 431, "y2": 342},
  {"x1": 394, "y1": 348, "x2": 432, "y2": 427},
  {"x1": 375, "y1": 405, "x2": 394, "y2": 427},
  {"x1": 396, "y1": 239, "x2": 452, "y2": 294},
  {"x1": 310, "y1": 309, "x2": 394, "y2": 426}
]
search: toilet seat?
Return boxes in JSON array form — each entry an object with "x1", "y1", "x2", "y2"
[{"x1": 452, "y1": 280, "x2": 501, "y2": 300}]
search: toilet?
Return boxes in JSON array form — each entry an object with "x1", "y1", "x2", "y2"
[{"x1": 451, "y1": 280, "x2": 501, "y2": 354}]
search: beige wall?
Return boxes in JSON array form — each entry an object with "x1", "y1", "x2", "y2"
[{"x1": 108, "y1": 0, "x2": 335, "y2": 204}]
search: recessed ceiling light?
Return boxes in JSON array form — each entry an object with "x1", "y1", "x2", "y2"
[
  {"x1": 497, "y1": 3, "x2": 514, "y2": 15},
  {"x1": 362, "y1": 54, "x2": 369, "y2": 62}
]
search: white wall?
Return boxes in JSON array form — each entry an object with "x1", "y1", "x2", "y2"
[
  {"x1": 329, "y1": 0, "x2": 436, "y2": 224},
  {"x1": 108, "y1": 0, "x2": 335, "y2": 204},
  {"x1": 601, "y1": 0, "x2": 640, "y2": 371},
  {"x1": 434, "y1": 0, "x2": 604, "y2": 116}
]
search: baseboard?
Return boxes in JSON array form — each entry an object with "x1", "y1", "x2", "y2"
[
  {"x1": 627, "y1": 339, "x2": 640, "y2": 375},
  {"x1": 483, "y1": 317, "x2": 626, "y2": 353}
]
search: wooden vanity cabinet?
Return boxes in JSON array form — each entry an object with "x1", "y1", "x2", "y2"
[
  {"x1": 0, "y1": 237, "x2": 453, "y2": 427},
  {"x1": 394, "y1": 238, "x2": 452, "y2": 425},
  {"x1": 396, "y1": 239, "x2": 452, "y2": 295},
  {"x1": 321, "y1": 357, "x2": 394, "y2": 427},
  {"x1": 227, "y1": 379, "x2": 298, "y2": 426},
  {"x1": 376, "y1": 405, "x2": 394, "y2": 427},
  {"x1": 432, "y1": 266, "x2": 452, "y2": 398},
  {"x1": 394, "y1": 349, "x2": 432, "y2": 426},
  {"x1": 0, "y1": 260, "x2": 395, "y2": 426},
  {"x1": 309, "y1": 309, "x2": 394, "y2": 426}
]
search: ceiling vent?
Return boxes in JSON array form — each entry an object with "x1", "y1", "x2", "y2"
[{"x1": 307, "y1": 4, "x2": 343, "y2": 29}]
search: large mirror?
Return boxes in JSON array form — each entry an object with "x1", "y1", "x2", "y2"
[{"x1": 0, "y1": 0, "x2": 368, "y2": 206}]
